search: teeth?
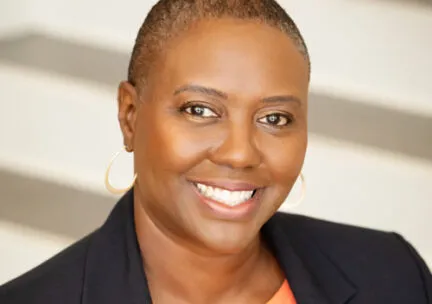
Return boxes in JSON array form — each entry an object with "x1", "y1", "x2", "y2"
[{"x1": 195, "y1": 183, "x2": 255, "y2": 206}]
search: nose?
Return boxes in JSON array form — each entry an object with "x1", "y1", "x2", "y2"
[{"x1": 208, "y1": 123, "x2": 262, "y2": 170}]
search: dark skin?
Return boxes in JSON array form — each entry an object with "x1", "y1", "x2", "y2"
[{"x1": 118, "y1": 18, "x2": 309, "y2": 303}]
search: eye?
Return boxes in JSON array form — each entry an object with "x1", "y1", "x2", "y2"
[
  {"x1": 182, "y1": 104, "x2": 218, "y2": 118},
  {"x1": 257, "y1": 113, "x2": 292, "y2": 127}
]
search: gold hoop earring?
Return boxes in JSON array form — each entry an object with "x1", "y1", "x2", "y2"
[
  {"x1": 104, "y1": 146, "x2": 137, "y2": 195},
  {"x1": 284, "y1": 173, "x2": 306, "y2": 209}
]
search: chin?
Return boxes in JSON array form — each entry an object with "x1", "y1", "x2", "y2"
[{"x1": 194, "y1": 222, "x2": 260, "y2": 255}]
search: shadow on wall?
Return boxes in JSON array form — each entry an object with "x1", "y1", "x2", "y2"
[{"x1": 0, "y1": 168, "x2": 116, "y2": 240}]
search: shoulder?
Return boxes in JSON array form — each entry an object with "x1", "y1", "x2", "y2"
[
  {"x1": 0, "y1": 233, "x2": 94, "y2": 304},
  {"x1": 274, "y1": 212, "x2": 432, "y2": 299},
  {"x1": 274, "y1": 212, "x2": 428, "y2": 271},
  {"x1": 276, "y1": 211, "x2": 404, "y2": 251}
]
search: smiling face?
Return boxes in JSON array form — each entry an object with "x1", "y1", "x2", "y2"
[{"x1": 118, "y1": 18, "x2": 309, "y2": 254}]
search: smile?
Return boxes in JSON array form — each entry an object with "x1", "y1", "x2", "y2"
[{"x1": 194, "y1": 183, "x2": 256, "y2": 207}]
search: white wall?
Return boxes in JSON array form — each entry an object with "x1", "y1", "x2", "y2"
[
  {"x1": 0, "y1": 0, "x2": 38, "y2": 37},
  {"x1": 14, "y1": 0, "x2": 432, "y2": 116},
  {"x1": 299, "y1": 136, "x2": 432, "y2": 268},
  {"x1": 0, "y1": 64, "x2": 125, "y2": 193},
  {"x1": 0, "y1": 221, "x2": 73, "y2": 285}
]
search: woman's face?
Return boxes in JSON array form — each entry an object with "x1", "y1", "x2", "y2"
[{"x1": 119, "y1": 18, "x2": 309, "y2": 253}]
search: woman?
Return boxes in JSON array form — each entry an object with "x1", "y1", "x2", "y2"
[{"x1": 1, "y1": 0, "x2": 431, "y2": 303}]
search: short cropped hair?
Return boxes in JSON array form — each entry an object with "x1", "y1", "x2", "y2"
[{"x1": 128, "y1": 0, "x2": 310, "y2": 86}]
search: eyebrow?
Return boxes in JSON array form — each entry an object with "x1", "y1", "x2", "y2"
[
  {"x1": 174, "y1": 84, "x2": 228, "y2": 99},
  {"x1": 261, "y1": 95, "x2": 301, "y2": 104},
  {"x1": 174, "y1": 84, "x2": 301, "y2": 104}
]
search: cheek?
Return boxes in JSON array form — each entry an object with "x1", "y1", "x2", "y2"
[
  {"x1": 135, "y1": 111, "x2": 218, "y2": 176},
  {"x1": 261, "y1": 131, "x2": 307, "y2": 185}
]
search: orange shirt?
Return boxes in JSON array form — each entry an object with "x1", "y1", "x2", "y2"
[{"x1": 266, "y1": 280, "x2": 296, "y2": 304}]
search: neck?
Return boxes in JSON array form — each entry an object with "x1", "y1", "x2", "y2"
[{"x1": 133, "y1": 194, "x2": 279, "y2": 303}]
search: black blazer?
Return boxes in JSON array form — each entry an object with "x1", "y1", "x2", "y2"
[{"x1": 1, "y1": 190, "x2": 431, "y2": 303}]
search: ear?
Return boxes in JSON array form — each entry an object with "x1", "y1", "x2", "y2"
[{"x1": 117, "y1": 81, "x2": 139, "y2": 151}]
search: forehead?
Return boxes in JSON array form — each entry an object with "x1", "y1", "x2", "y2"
[{"x1": 150, "y1": 18, "x2": 309, "y2": 99}]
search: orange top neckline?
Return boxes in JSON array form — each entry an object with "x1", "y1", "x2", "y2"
[{"x1": 266, "y1": 280, "x2": 297, "y2": 304}]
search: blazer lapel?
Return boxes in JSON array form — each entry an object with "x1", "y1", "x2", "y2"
[
  {"x1": 262, "y1": 213, "x2": 357, "y2": 304},
  {"x1": 81, "y1": 190, "x2": 152, "y2": 304}
]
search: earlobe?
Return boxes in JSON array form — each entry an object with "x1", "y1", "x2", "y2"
[{"x1": 117, "y1": 81, "x2": 139, "y2": 150}]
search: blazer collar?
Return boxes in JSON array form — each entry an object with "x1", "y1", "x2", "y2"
[
  {"x1": 262, "y1": 213, "x2": 357, "y2": 304},
  {"x1": 82, "y1": 191, "x2": 356, "y2": 304}
]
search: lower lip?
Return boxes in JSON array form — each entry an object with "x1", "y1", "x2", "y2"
[{"x1": 191, "y1": 184, "x2": 261, "y2": 220}]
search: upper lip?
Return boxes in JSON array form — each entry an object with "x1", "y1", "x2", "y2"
[{"x1": 188, "y1": 179, "x2": 262, "y2": 191}]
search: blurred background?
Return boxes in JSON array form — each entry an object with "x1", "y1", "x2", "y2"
[{"x1": 0, "y1": 0, "x2": 431, "y2": 285}]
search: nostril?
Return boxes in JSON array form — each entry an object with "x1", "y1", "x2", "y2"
[{"x1": 207, "y1": 128, "x2": 262, "y2": 169}]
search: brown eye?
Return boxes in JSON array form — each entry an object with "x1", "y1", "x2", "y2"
[
  {"x1": 257, "y1": 113, "x2": 292, "y2": 127},
  {"x1": 183, "y1": 105, "x2": 218, "y2": 118}
]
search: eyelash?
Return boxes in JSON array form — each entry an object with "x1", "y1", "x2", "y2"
[
  {"x1": 257, "y1": 113, "x2": 294, "y2": 128},
  {"x1": 179, "y1": 102, "x2": 219, "y2": 118},
  {"x1": 179, "y1": 102, "x2": 294, "y2": 127}
]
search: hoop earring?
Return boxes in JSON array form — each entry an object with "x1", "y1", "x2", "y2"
[
  {"x1": 284, "y1": 173, "x2": 306, "y2": 209},
  {"x1": 104, "y1": 146, "x2": 137, "y2": 195}
]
